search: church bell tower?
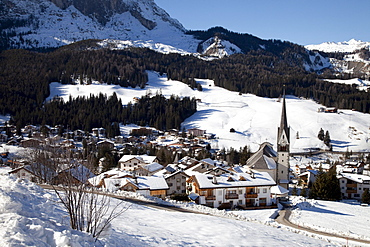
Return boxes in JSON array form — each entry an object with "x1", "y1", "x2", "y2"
[{"x1": 276, "y1": 91, "x2": 290, "y2": 189}]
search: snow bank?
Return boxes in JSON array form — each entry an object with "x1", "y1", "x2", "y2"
[{"x1": 0, "y1": 174, "x2": 95, "y2": 246}]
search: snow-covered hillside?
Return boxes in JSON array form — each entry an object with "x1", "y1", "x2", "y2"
[
  {"x1": 324, "y1": 78, "x2": 370, "y2": 92},
  {"x1": 305, "y1": 39, "x2": 370, "y2": 53},
  {"x1": 198, "y1": 36, "x2": 242, "y2": 59},
  {"x1": 47, "y1": 71, "x2": 370, "y2": 153}
]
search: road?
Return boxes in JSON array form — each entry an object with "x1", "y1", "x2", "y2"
[
  {"x1": 39, "y1": 184, "x2": 207, "y2": 215},
  {"x1": 276, "y1": 209, "x2": 370, "y2": 246}
]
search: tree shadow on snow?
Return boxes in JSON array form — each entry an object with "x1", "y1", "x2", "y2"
[{"x1": 299, "y1": 206, "x2": 353, "y2": 216}]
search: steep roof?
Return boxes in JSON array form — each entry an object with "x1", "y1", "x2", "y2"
[
  {"x1": 246, "y1": 142, "x2": 277, "y2": 170},
  {"x1": 278, "y1": 93, "x2": 290, "y2": 145}
]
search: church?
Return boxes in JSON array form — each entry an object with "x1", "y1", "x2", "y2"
[{"x1": 246, "y1": 92, "x2": 290, "y2": 189}]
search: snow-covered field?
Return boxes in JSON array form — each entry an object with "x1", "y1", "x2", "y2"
[
  {"x1": 46, "y1": 71, "x2": 370, "y2": 153},
  {"x1": 324, "y1": 78, "x2": 370, "y2": 92},
  {"x1": 289, "y1": 197, "x2": 370, "y2": 244},
  {"x1": 1, "y1": 167, "x2": 361, "y2": 246}
]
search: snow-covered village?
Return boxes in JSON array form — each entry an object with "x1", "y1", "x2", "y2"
[
  {"x1": 0, "y1": 71, "x2": 369, "y2": 246},
  {"x1": 1, "y1": 0, "x2": 370, "y2": 246}
]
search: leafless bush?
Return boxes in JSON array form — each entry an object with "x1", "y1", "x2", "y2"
[{"x1": 53, "y1": 175, "x2": 129, "y2": 240}]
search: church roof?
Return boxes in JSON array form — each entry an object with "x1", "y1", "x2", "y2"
[
  {"x1": 278, "y1": 93, "x2": 290, "y2": 142},
  {"x1": 246, "y1": 142, "x2": 277, "y2": 170}
]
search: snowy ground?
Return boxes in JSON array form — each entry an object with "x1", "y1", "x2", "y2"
[
  {"x1": 0, "y1": 167, "x2": 351, "y2": 246},
  {"x1": 289, "y1": 196, "x2": 370, "y2": 244},
  {"x1": 45, "y1": 71, "x2": 370, "y2": 153}
]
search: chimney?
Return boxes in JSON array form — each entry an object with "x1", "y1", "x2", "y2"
[{"x1": 212, "y1": 175, "x2": 218, "y2": 184}]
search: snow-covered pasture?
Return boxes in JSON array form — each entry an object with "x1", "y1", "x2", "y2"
[{"x1": 46, "y1": 71, "x2": 370, "y2": 153}]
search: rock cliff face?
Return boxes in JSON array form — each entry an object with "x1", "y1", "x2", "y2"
[
  {"x1": 49, "y1": 0, "x2": 155, "y2": 28},
  {"x1": 0, "y1": 0, "x2": 190, "y2": 49}
]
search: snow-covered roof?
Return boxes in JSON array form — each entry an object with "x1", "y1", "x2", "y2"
[
  {"x1": 271, "y1": 185, "x2": 289, "y2": 195},
  {"x1": 143, "y1": 162, "x2": 163, "y2": 172},
  {"x1": 246, "y1": 142, "x2": 277, "y2": 170},
  {"x1": 88, "y1": 168, "x2": 131, "y2": 186},
  {"x1": 118, "y1": 154, "x2": 157, "y2": 164},
  {"x1": 263, "y1": 155, "x2": 277, "y2": 169},
  {"x1": 103, "y1": 175, "x2": 168, "y2": 191},
  {"x1": 339, "y1": 173, "x2": 370, "y2": 184},
  {"x1": 63, "y1": 164, "x2": 95, "y2": 183},
  {"x1": 298, "y1": 169, "x2": 319, "y2": 177},
  {"x1": 192, "y1": 172, "x2": 275, "y2": 189},
  {"x1": 9, "y1": 163, "x2": 56, "y2": 181},
  {"x1": 201, "y1": 158, "x2": 221, "y2": 166}
]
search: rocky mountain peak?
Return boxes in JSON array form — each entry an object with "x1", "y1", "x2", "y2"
[
  {"x1": 0, "y1": 0, "x2": 189, "y2": 49},
  {"x1": 48, "y1": 0, "x2": 154, "y2": 28}
]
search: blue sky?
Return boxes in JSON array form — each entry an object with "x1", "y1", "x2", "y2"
[{"x1": 155, "y1": 0, "x2": 370, "y2": 45}]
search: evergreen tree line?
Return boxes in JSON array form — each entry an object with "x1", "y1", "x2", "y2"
[
  {"x1": 14, "y1": 92, "x2": 196, "y2": 136},
  {"x1": 1, "y1": 42, "x2": 370, "y2": 132}
]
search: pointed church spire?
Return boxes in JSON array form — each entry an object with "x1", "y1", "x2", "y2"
[{"x1": 277, "y1": 86, "x2": 290, "y2": 151}]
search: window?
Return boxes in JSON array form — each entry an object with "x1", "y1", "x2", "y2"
[
  {"x1": 257, "y1": 188, "x2": 260, "y2": 193},
  {"x1": 176, "y1": 178, "x2": 180, "y2": 182},
  {"x1": 168, "y1": 183, "x2": 173, "y2": 186},
  {"x1": 342, "y1": 180, "x2": 345, "y2": 183},
  {"x1": 354, "y1": 194, "x2": 360, "y2": 197},
  {"x1": 263, "y1": 188, "x2": 267, "y2": 193},
  {"x1": 238, "y1": 200, "x2": 243, "y2": 205},
  {"x1": 238, "y1": 190, "x2": 243, "y2": 194}
]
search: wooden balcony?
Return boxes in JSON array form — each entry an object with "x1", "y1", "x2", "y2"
[
  {"x1": 225, "y1": 194, "x2": 239, "y2": 199},
  {"x1": 206, "y1": 195, "x2": 216, "y2": 200},
  {"x1": 346, "y1": 183, "x2": 357, "y2": 188},
  {"x1": 245, "y1": 193, "x2": 258, "y2": 198},
  {"x1": 346, "y1": 189, "x2": 357, "y2": 194}
]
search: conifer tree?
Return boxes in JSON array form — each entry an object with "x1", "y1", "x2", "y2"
[
  {"x1": 318, "y1": 128, "x2": 325, "y2": 141},
  {"x1": 309, "y1": 166, "x2": 341, "y2": 201},
  {"x1": 362, "y1": 188, "x2": 370, "y2": 204},
  {"x1": 324, "y1": 130, "x2": 331, "y2": 147}
]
